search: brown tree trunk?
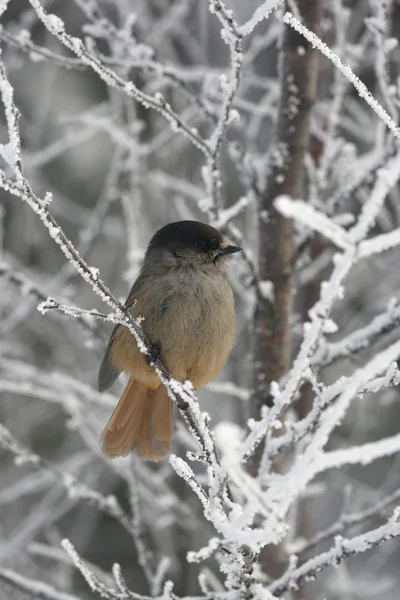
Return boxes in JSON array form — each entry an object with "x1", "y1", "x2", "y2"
[
  {"x1": 251, "y1": 0, "x2": 323, "y2": 457},
  {"x1": 295, "y1": 232, "x2": 325, "y2": 596},
  {"x1": 250, "y1": 0, "x2": 323, "y2": 578}
]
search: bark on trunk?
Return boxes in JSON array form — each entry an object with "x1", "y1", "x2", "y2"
[
  {"x1": 251, "y1": 0, "x2": 323, "y2": 457},
  {"x1": 250, "y1": 0, "x2": 323, "y2": 577}
]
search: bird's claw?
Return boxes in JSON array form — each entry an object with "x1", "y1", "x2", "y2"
[{"x1": 146, "y1": 342, "x2": 161, "y2": 365}]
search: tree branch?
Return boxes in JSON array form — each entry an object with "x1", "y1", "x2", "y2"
[{"x1": 269, "y1": 510, "x2": 400, "y2": 596}]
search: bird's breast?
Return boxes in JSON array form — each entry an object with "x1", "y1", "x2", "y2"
[{"x1": 138, "y1": 270, "x2": 236, "y2": 388}]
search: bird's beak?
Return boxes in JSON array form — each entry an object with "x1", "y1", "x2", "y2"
[{"x1": 217, "y1": 245, "x2": 242, "y2": 256}]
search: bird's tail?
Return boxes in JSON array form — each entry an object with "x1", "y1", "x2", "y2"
[{"x1": 100, "y1": 377, "x2": 172, "y2": 460}]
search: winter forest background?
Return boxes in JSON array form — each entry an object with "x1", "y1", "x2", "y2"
[{"x1": 2, "y1": 0, "x2": 400, "y2": 599}]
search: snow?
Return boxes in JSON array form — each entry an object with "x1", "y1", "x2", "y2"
[
  {"x1": 270, "y1": 514, "x2": 400, "y2": 596},
  {"x1": 275, "y1": 195, "x2": 353, "y2": 250},
  {"x1": 239, "y1": 0, "x2": 283, "y2": 36},
  {"x1": 46, "y1": 13, "x2": 65, "y2": 34},
  {"x1": 0, "y1": 569, "x2": 80, "y2": 600},
  {"x1": 283, "y1": 12, "x2": 400, "y2": 141},
  {"x1": 259, "y1": 280, "x2": 274, "y2": 302}
]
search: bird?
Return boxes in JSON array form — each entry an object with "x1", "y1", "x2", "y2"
[{"x1": 98, "y1": 220, "x2": 242, "y2": 460}]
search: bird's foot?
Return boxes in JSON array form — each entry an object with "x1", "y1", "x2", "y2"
[{"x1": 146, "y1": 342, "x2": 161, "y2": 365}]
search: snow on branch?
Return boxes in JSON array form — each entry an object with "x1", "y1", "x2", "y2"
[
  {"x1": 368, "y1": 0, "x2": 398, "y2": 122},
  {"x1": 203, "y1": 0, "x2": 244, "y2": 216},
  {"x1": 267, "y1": 364, "x2": 400, "y2": 460},
  {"x1": 349, "y1": 151, "x2": 400, "y2": 241},
  {"x1": 281, "y1": 340, "x2": 400, "y2": 503},
  {"x1": 62, "y1": 539, "x2": 135, "y2": 600},
  {"x1": 0, "y1": 424, "x2": 134, "y2": 538},
  {"x1": 241, "y1": 242, "x2": 358, "y2": 461},
  {"x1": 0, "y1": 259, "x2": 102, "y2": 340},
  {"x1": 313, "y1": 299, "x2": 400, "y2": 368},
  {"x1": 358, "y1": 227, "x2": 400, "y2": 259},
  {"x1": 317, "y1": 431, "x2": 400, "y2": 474},
  {"x1": 297, "y1": 485, "x2": 400, "y2": 555},
  {"x1": 0, "y1": 568, "x2": 82, "y2": 600},
  {"x1": 0, "y1": 26, "x2": 85, "y2": 70},
  {"x1": 274, "y1": 195, "x2": 352, "y2": 250},
  {"x1": 269, "y1": 509, "x2": 400, "y2": 596},
  {"x1": 283, "y1": 11, "x2": 400, "y2": 141},
  {"x1": 238, "y1": 0, "x2": 283, "y2": 36},
  {"x1": 61, "y1": 539, "x2": 221, "y2": 600},
  {"x1": 29, "y1": 0, "x2": 211, "y2": 157},
  {"x1": 0, "y1": 419, "x2": 157, "y2": 586},
  {"x1": 0, "y1": 423, "x2": 40, "y2": 468}
]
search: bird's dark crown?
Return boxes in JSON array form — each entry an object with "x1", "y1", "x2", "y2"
[{"x1": 148, "y1": 221, "x2": 223, "y2": 253}]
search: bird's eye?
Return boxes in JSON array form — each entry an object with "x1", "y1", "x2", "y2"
[{"x1": 192, "y1": 240, "x2": 206, "y2": 251}]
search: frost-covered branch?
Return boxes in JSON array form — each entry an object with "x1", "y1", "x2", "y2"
[
  {"x1": 0, "y1": 419, "x2": 156, "y2": 586},
  {"x1": 0, "y1": 259, "x2": 102, "y2": 339},
  {"x1": 61, "y1": 539, "x2": 224, "y2": 600},
  {"x1": 283, "y1": 11, "x2": 400, "y2": 141},
  {"x1": 298, "y1": 485, "x2": 400, "y2": 555},
  {"x1": 62, "y1": 539, "x2": 147, "y2": 600},
  {"x1": 0, "y1": 26, "x2": 85, "y2": 70},
  {"x1": 206, "y1": 0, "x2": 243, "y2": 217},
  {"x1": 29, "y1": 0, "x2": 211, "y2": 157},
  {"x1": 275, "y1": 195, "x2": 352, "y2": 250},
  {"x1": 238, "y1": 0, "x2": 283, "y2": 36},
  {"x1": 313, "y1": 299, "x2": 400, "y2": 368},
  {"x1": 267, "y1": 363, "x2": 400, "y2": 460},
  {"x1": 270, "y1": 510, "x2": 400, "y2": 596},
  {"x1": 0, "y1": 568, "x2": 82, "y2": 600},
  {"x1": 0, "y1": 424, "x2": 137, "y2": 542}
]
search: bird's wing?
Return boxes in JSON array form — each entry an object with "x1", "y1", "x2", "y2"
[{"x1": 97, "y1": 273, "x2": 146, "y2": 392}]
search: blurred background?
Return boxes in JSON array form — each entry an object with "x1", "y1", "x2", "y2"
[{"x1": 1, "y1": 1, "x2": 400, "y2": 599}]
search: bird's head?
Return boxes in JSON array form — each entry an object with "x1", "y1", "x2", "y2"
[{"x1": 146, "y1": 220, "x2": 242, "y2": 274}]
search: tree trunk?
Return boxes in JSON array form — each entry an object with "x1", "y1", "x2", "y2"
[
  {"x1": 250, "y1": 0, "x2": 323, "y2": 577},
  {"x1": 251, "y1": 0, "x2": 323, "y2": 455}
]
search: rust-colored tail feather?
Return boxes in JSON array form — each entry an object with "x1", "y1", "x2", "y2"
[
  {"x1": 137, "y1": 386, "x2": 172, "y2": 460},
  {"x1": 101, "y1": 377, "x2": 172, "y2": 460}
]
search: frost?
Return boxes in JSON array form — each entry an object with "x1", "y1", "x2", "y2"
[
  {"x1": 214, "y1": 196, "x2": 249, "y2": 228},
  {"x1": 42, "y1": 192, "x2": 52, "y2": 208},
  {"x1": 46, "y1": 13, "x2": 65, "y2": 34},
  {"x1": 49, "y1": 225, "x2": 60, "y2": 239},
  {"x1": 0, "y1": 0, "x2": 10, "y2": 16},
  {"x1": 214, "y1": 421, "x2": 243, "y2": 454},
  {"x1": 275, "y1": 196, "x2": 353, "y2": 250},
  {"x1": 283, "y1": 12, "x2": 400, "y2": 140},
  {"x1": 384, "y1": 38, "x2": 398, "y2": 53},
  {"x1": 88, "y1": 266, "x2": 99, "y2": 280},
  {"x1": 239, "y1": 0, "x2": 283, "y2": 36},
  {"x1": 228, "y1": 108, "x2": 240, "y2": 124},
  {"x1": 37, "y1": 297, "x2": 57, "y2": 314},
  {"x1": 0, "y1": 141, "x2": 17, "y2": 167},
  {"x1": 323, "y1": 319, "x2": 338, "y2": 334},
  {"x1": 259, "y1": 280, "x2": 274, "y2": 302}
]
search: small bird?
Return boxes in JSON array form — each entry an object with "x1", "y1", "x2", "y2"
[{"x1": 98, "y1": 220, "x2": 242, "y2": 460}]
